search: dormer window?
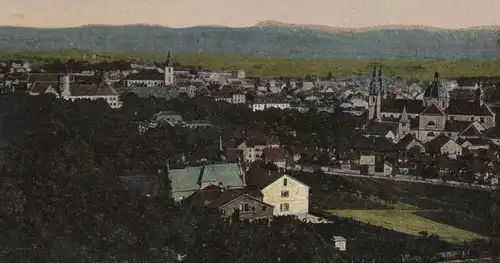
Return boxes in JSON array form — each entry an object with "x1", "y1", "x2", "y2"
[{"x1": 427, "y1": 121, "x2": 436, "y2": 126}]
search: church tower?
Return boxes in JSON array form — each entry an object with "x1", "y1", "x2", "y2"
[
  {"x1": 475, "y1": 81, "x2": 484, "y2": 107},
  {"x1": 368, "y1": 66, "x2": 378, "y2": 120},
  {"x1": 375, "y1": 67, "x2": 382, "y2": 121},
  {"x1": 60, "y1": 62, "x2": 71, "y2": 98},
  {"x1": 164, "y1": 50, "x2": 174, "y2": 86}
]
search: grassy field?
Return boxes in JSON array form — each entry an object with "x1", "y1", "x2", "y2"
[
  {"x1": 328, "y1": 209, "x2": 486, "y2": 244},
  {"x1": 2, "y1": 50, "x2": 500, "y2": 79},
  {"x1": 297, "y1": 173, "x2": 498, "y2": 244}
]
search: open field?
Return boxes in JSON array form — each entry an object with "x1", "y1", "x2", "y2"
[
  {"x1": 2, "y1": 51, "x2": 500, "y2": 79},
  {"x1": 293, "y1": 172, "x2": 498, "y2": 243},
  {"x1": 328, "y1": 209, "x2": 486, "y2": 244}
]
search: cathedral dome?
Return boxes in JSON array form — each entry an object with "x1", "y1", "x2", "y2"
[{"x1": 424, "y1": 72, "x2": 448, "y2": 99}]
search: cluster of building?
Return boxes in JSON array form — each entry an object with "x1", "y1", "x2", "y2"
[
  {"x1": 0, "y1": 52, "x2": 335, "y2": 112},
  {"x1": 3, "y1": 54, "x2": 500, "y2": 184},
  {"x1": 120, "y1": 131, "x2": 334, "y2": 225}
]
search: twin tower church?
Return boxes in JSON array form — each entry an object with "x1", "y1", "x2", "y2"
[{"x1": 366, "y1": 67, "x2": 496, "y2": 143}]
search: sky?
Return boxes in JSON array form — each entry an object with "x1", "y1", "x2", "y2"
[{"x1": 2, "y1": 0, "x2": 500, "y2": 29}]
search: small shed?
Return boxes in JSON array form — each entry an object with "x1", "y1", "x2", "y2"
[{"x1": 332, "y1": 236, "x2": 347, "y2": 251}]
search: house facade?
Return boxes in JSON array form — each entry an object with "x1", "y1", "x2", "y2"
[
  {"x1": 251, "y1": 96, "x2": 291, "y2": 112},
  {"x1": 260, "y1": 174, "x2": 309, "y2": 217},
  {"x1": 236, "y1": 135, "x2": 280, "y2": 163},
  {"x1": 245, "y1": 167, "x2": 310, "y2": 218},
  {"x1": 216, "y1": 193, "x2": 274, "y2": 220}
]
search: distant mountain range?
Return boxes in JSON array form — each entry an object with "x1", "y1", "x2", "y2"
[{"x1": 1, "y1": 21, "x2": 500, "y2": 59}]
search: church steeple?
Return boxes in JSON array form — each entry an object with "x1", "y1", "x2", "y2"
[
  {"x1": 397, "y1": 105, "x2": 410, "y2": 139},
  {"x1": 378, "y1": 66, "x2": 383, "y2": 91},
  {"x1": 164, "y1": 50, "x2": 175, "y2": 86},
  {"x1": 369, "y1": 66, "x2": 378, "y2": 95},
  {"x1": 165, "y1": 50, "x2": 172, "y2": 67},
  {"x1": 400, "y1": 106, "x2": 410, "y2": 124},
  {"x1": 475, "y1": 82, "x2": 484, "y2": 107}
]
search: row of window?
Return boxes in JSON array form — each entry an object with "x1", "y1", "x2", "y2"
[
  {"x1": 221, "y1": 202, "x2": 291, "y2": 214},
  {"x1": 221, "y1": 203, "x2": 268, "y2": 215}
]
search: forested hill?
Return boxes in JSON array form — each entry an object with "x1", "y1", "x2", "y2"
[{"x1": 1, "y1": 24, "x2": 500, "y2": 59}]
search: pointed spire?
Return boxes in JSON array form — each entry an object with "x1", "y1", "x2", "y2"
[
  {"x1": 370, "y1": 66, "x2": 377, "y2": 95},
  {"x1": 63, "y1": 61, "x2": 69, "y2": 75},
  {"x1": 400, "y1": 106, "x2": 410, "y2": 123},
  {"x1": 166, "y1": 50, "x2": 172, "y2": 67},
  {"x1": 378, "y1": 66, "x2": 383, "y2": 92}
]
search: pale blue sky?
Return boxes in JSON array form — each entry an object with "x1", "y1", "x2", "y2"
[{"x1": 2, "y1": 0, "x2": 500, "y2": 28}]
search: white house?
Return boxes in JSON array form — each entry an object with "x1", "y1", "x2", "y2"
[{"x1": 251, "y1": 96, "x2": 290, "y2": 112}]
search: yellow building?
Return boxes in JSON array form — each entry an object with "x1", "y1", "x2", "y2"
[{"x1": 245, "y1": 167, "x2": 310, "y2": 218}]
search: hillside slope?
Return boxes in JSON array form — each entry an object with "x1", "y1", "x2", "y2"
[{"x1": 1, "y1": 24, "x2": 500, "y2": 59}]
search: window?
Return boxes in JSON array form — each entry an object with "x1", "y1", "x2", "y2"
[
  {"x1": 427, "y1": 121, "x2": 436, "y2": 126},
  {"x1": 450, "y1": 116, "x2": 454, "y2": 121},
  {"x1": 262, "y1": 206, "x2": 267, "y2": 212},
  {"x1": 241, "y1": 203, "x2": 249, "y2": 211},
  {"x1": 281, "y1": 190, "x2": 289, "y2": 198},
  {"x1": 480, "y1": 117, "x2": 484, "y2": 123},
  {"x1": 470, "y1": 117, "x2": 474, "y2": 121},
  {"x1": 283, "y1": 178, "x2": 288, "y2": 186},
  {"x1": 280, "y1": 203, "x2": 290, "y2": 212},
  {"x1": 221, "y1": 209, "x2": 226, "y2": 215},
  {"x1": 427, "y1": 132, "x2": 435, "y2": 137}
]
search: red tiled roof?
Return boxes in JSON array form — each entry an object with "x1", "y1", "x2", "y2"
[
  {"x1": 225, "y1": 148, "x2": 242, "y2": 163},
  {"x1": 245, "y1": 167, "x2": 282, "y2": 190},
  {"x1": 446, "y1": 99, "x2": 493, "y2": 116},
  {"x1": 262, "y1": 147, "x2": 286, "y2": 161}
]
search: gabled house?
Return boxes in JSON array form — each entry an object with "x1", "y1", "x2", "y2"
[
  {"x1": 396, "y1": 134, "x2": 426, "y2": 161},
  {"x1": 457, "y1": 137, "x2": 491, "y2": 151},
  {"x1": 192, "y1": 185, "x2": 274, "y2": 220},
  {"x1": 236, "y1": 132, "x2": 280, "y2": 163},
  {"x1": 262, "y1": 147, "x2": 287, "y2": 169},
  {"x1": 425, "y1": 135, "x2": 463, "y2": 159},
  {"x1": 245, "y1": 166, "x2": 310, "y2": 219}
]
